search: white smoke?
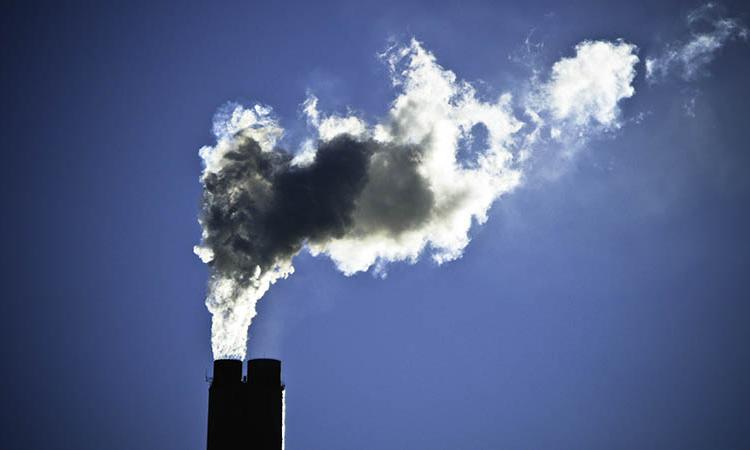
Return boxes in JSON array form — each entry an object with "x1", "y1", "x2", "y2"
[
  {"x1": 305, "y1": 39, "x2": 525, "y2": 274},
  {"x1": 195, "y1": 38, "x2": 640, "y2": 360},
  {"x1": 646, "y1": 3, "x2": 748, "y2": 82},
  {"x1": 543, "y1": 40, "x2": 638, "y2": 128}
]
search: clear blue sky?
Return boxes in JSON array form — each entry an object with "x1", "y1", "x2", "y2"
[{"x1": 2, "y1": 1, "x2": 749, "y2": 449}]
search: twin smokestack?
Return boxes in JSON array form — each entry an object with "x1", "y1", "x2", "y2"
[{"x1": 207, "y1": 359, "x2": 284, "y2": 450}]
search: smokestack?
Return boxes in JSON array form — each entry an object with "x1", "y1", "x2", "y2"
[
  {"x1": 246, "y1": 359, "x2": 284, "y2": 449},
  {"x1": 207, "y1": 360, "x2": 243, "y2": 450},
  {"x1": 207, "y1": 359, "x2": 284, "y2": 450}
]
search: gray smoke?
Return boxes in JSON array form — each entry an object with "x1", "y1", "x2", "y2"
[{"x1": 200, "y1": 134, "x2": 432, "y2": 291}]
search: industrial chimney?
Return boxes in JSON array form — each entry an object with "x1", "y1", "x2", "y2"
[{"x1": 207, "y1": 359, "x2": 284, "y2": 450}]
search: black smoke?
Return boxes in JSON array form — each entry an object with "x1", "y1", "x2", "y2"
[{"x1": 198, "y1": 134, "x2": 435, "y2": 287}]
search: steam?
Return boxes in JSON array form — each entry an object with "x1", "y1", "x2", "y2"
[
  {"x1": 646, "y1": 3, "x2": 748, "y2": 82},
  {"x1": 196, "y1": 38, "x2": 640, "y2": 360}
]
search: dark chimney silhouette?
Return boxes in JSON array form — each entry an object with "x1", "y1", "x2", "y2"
[{"x1": 207, "y1": 359, "x2": 284, "y2": 450}]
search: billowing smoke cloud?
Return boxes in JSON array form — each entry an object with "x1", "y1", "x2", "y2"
[
  {"x1": 543, "y1": 40, "x2": 638, "y2": 128},
  {"x1": 195, "y1": 38, "x2": 639, "y2": 360},
  {"x1": 519, "y1": 40, "x2": 639, "y2": 173},
  {"x1": 646, "y1": 3, "x2": 748, "y2": 82}
]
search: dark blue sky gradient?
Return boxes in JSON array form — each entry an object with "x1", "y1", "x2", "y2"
[{"x1": 2, "y1": 1, "x2": 749, "y2": 449}]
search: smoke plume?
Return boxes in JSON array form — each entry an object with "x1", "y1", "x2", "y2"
[
  {"x1": 646, "y1": 3, "x2": 748, "y2": 82},
  {"x1": 196, "y1": 39, "x2": 639, "y2": 360}
]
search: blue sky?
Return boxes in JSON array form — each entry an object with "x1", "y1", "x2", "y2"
[{"x1": 2, "y1": 1, "x2": 749, "y2": 449}]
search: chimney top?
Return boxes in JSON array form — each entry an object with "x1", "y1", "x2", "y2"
[
  {"x1": 212, "y1": 359, "x2": 242, "y2": 385},
  {"x1": 246, "y1": 359, "x2": 281, "y2": 386}
]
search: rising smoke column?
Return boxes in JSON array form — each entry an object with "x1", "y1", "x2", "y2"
[{"x1": 195, "y1": 38, "x2": 639, "y2": 360}]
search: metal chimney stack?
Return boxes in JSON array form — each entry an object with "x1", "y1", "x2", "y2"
[{"x1": 207, "y1": 359, "x2": 284, "y2": 450}]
